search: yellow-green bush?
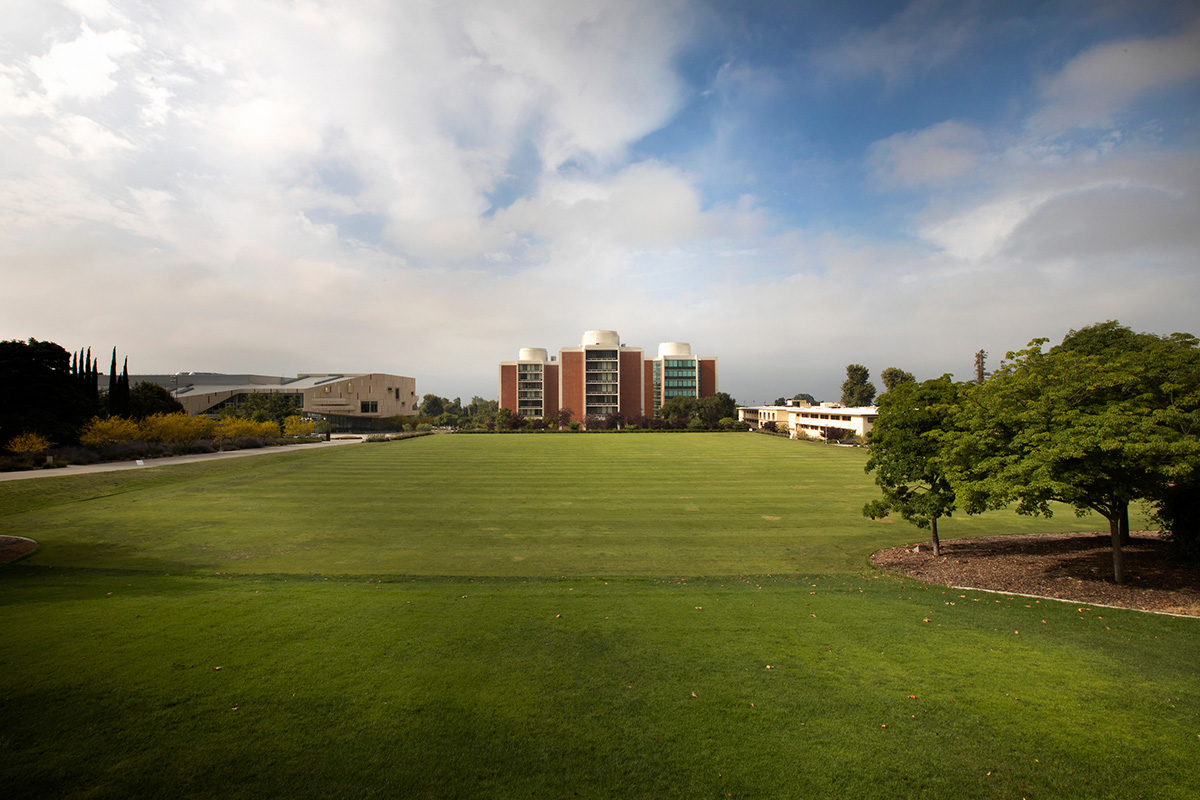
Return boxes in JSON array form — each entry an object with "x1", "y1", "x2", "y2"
[
  {"x1": 79, "y1": 416, "x2": 140, "y2": 446},
  {"x1": 6, "y1": 432, "x2": 53, "y2": 454},
  {"x1": 139, "y1": 413, "x2": 215, "y2": 442},
  {"x1": 217, "y1": 418, "x2": 280, "y2": 439},
  {"x1": 283, "y1": 415, "x2": 316, "y2": 436}
]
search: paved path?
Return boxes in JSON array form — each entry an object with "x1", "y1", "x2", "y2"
[{"x1": 0, "y1": 437, "x2": 364, "y2": 483}]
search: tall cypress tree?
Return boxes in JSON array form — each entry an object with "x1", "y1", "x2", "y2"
[
  {"x1": 107, "y1": 348, "x2": 118, "y2": 414},
  {"x1": 118, "y1": 357, "x2": 131, "y2": 416}
]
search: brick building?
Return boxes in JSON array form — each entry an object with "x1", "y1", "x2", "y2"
[{"x1": 499, "y1": 330, "x2": 717, "y2": 424}]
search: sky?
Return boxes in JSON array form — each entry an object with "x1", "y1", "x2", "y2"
[{"x1": 2, "y1": 0, "x2": 1198, "y2": 405}]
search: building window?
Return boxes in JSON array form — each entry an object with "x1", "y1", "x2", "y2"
[{"x1": 360, "y1": 401, "x2": 378, "y2": 413}]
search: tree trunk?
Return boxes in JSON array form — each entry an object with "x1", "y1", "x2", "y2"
[
  {"x1": 1109, "y1": 513, "x2": 1125, "y2": 584},
  {"x1": 1119, "y1": 505, "x2": 1131, "y2": 547},
  {"x1": 930, "y1": 516, "x2": 941, "y2": 557}
]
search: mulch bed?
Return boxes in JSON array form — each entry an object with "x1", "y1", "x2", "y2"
[
  {"x1": 871, "y1": 531, "x2": 1200, "y2": 617},
  {"x1": 0, "y1": 536, "x2": 39, "y2": 564}
]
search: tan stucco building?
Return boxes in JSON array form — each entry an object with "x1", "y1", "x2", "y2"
[
  {"x1": 739, "y1": 401, "x2": 878, "y2": 441},
  {"x1": 159, "y1": 372, "x2": 417, "y2": 428}
]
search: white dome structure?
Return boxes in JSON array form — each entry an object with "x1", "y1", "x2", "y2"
[
  {"x1": 581, "y1": 330, "x2": 621, "y2": 347},
  {"x1": 657, "y1": 342, "x2": 692, "y2": 357},
  {"x1": 518, "y1": 348, "x2": 549, "y2": 362}
]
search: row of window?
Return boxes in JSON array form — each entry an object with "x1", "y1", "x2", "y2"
[
  {"x1": 664, "y1": 379, "x2": 695, "y2": 388},
  {"x1": 662, "y1": 359, "x2": 696, "y2": 368}
]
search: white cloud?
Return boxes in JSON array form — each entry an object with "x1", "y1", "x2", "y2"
[
  {"x1": 496, "y1": 162, "x2": 704, "y2": 248},
  {"x1": 868, "y1": 120, "x2": 988, "y2": 188},
  {"x1": 920, "y1": 194, "x2": 1046, "y2": 261},
  {"x1": 214, "y1": 98, "x2": 323, "y2": 153},
  {"x1": 814, "y1": 0, "x2": 981, "y2": 85},
  {"x1": 1030, "y1": 19, "x2": 1200, "y2": 133},
  {"x1": 30, "y1": 25, "x2": 139, "y2": 102},
  {"x1": 1, "y1": 1, "x2": 1197, "y2": 406}
]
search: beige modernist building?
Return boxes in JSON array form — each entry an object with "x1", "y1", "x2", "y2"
[
  {"x1": 739, "y1": 401, "x2": 878, "y2": 441},
  {"x1": 163, "y1": 372, "x2": 417, "y2": 428}
]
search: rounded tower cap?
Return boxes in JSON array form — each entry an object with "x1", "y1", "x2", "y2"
[
  {"x1": 518, "y1": 347, "x2": 549, "y2": 362},
  {"x1": 582, "y1": 330, "x2": 620, "y2": 346},
  {"x1": 658, "y1": 342, "x2": 692, "y2": 357}
]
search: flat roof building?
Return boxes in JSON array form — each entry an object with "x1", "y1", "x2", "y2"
[
  {"x1": 500, "y1": 330, "x2": 717, "y2": 424},
  {"x1": 126, "y1": 372, "x2": 418, "y2": 431},
  {"x1": 739, "y1": 401, "x2": 878, "y2": 442}
]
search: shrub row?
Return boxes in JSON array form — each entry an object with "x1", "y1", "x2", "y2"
[{"x1": 79, "y1": 413, "x2": 317, "y2": 446}]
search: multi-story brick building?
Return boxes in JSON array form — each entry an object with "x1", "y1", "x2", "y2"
[{"x1": 499, "y1": 330, "x2": 717, "y2": 424}]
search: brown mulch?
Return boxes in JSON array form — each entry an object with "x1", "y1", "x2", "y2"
[
  {"x1": 0, "y1": 536, "x2": 39, "y2": 564},
  {"x1": 871, "y1": 531, "x2": 1200, "y2": 617}
]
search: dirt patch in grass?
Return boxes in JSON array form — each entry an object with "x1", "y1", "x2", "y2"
[
  {"x1": 872, "y1": 531, "x2": 1200, "y2": 616},
  {"x1": 0, "y1": 536, "x2": 39, "y2": 564}
]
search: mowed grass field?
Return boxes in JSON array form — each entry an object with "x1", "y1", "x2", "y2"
[{"x1": 1, "y1": 433, "x2": 1197, "y2": 799}]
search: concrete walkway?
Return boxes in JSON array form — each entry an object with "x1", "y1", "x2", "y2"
[{"x1": 0, "y1": 436, "x2": 364, "y2": 482}]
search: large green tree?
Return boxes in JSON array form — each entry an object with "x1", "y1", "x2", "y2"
[
  {"x1": 419, "y1": 394, "x2": 445, "y2": 418},
  {"x1": 863, "y1": 376, "x2": 961, "y2": 555},
  {"x1": 947, "y1": 323, "x2": 1200, "y2": 583},
  {"x1": 840, "y1": 364, "x2": 877, "y2": 407},
  {"x1": 0, "y1": 338, "x2": 98, "y2": 445},
  {"x1": 128, "y1": 381, "x2": 185, "y2": 419},
  {"x1": 697, "y1": 392, "x2": 737, "y2": 428},
  {"x1": 660, "y1": 396, "x2": 700, "y2": 423},
  {"x1": 880, "y1": 367, "x2": 916, "y2": 394}
]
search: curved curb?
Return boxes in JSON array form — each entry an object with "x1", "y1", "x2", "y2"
[
  {"x1": 868, "y1": 539, "x2": 1199, "y2": 620},
  {"x1": 0, "y1": 536, "x2": 40, "y2": 565}
]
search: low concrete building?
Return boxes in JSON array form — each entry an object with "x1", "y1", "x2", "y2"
[
  {"x1": 133, "y1": 372, "x2": 417, "y2": 430},
  {"x1": 739, "y1": 401, "x2": 878, "y2": 441}
]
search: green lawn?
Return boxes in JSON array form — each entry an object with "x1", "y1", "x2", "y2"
[{"x1": 1, "y1": 433, "x2": 1196, "y2": 799}]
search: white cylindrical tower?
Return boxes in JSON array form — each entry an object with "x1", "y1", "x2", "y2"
[
  {"x1": 518, "y1": 347, "x2": 549, "y2": 362},
  {"x1": 657, "y1": 342, "x2": 692, "y2": 357},
  {"x1": 582, "y1": 330, "x2": 621, "y2": 347}
]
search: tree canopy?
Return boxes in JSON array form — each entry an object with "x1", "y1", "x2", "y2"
[
  {"x1": 880, "y1": 367, "x2": 916, "y2": 394},
  {"x1": 862, "y1": 321, "x2": 1199, "y2": 582},
  {"x1": 0, "y1": 338, "x2": 98, "y2": 445},
  {"x1": 129, "y1": 381, "x2": 185, "y2": 419},
  {"x1": 945, "y1": 322, "x2": 1200, "y2": 582},
  {"x1": 840, "y1": 364, "x2": 877, "y2": 407},
  {"x1": 863, "y1": 376, "x2": 960, "y2": 555}
]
